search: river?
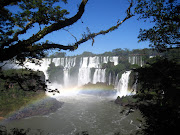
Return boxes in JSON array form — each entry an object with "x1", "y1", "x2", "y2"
[{"x1": 1, "y1": 90, "x2": 142, "y2": 135}]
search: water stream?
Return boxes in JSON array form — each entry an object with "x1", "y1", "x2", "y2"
[{"x1": 1, "y1": 91, "x2": 142, "y2": 135}]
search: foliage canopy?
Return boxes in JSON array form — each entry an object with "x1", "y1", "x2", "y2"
[
  {"x1": 135, "y1": 0, "x2": 180, "y2": 51},
  {"x1": 0, "y1": 0, "x2": 134, "y2": 64}
]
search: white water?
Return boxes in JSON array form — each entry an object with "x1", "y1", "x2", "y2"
[
  {"x1": 109, "y1": 72, "x2": 112, "y2": 85},
  {"x1": 2, "y1": 93, "x2": 142, "y2": 135},
  {"x1": 77, "y1": 56, "x2": 118, "y2": 86},
  {"x1": 78, "y1": 57, "x2": 91, "y2": 86},
  {"x1": 24, "y1": 58, "x2": 51, "y2": 79},
  {"x1": 78, "y1": 67, "x2": 91, "y2": 86},
  {"x1": 92, "y1": 69, "x2": 106, "y2": 84},
  {"x1": 128, "y1": 56, "x2": 144, "y2": 67},
  {"x1": 114, "y1": 74, "x2": 119, "y2": 89},
  {"x1": 0, "y1": 56, "x2": 120, "y2": 90},
  {"x1": 0, "y1": 57, "x2": 142, "y2": 134},
  {"x1": 117, "y1": 71, "x2": 133, "y2": 97},
  {"x1": 110, "y1": 56, "x2": 118, "y2": 66},
  {"x1": 63, "y1": 68, "x2": 70, "y2": 87},
  {"x1": 1, "y1": 56, "x2": 137, "y2": 97},
  {"x1": 1, "y1": 56, "x2": 138, "y2": 98}
]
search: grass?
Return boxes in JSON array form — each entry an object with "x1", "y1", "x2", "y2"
[
  {"x1": 79, "y1": 82, "x2": 114, "y2": 90},
  {"x1": 0, "y1": 89, "x2": 46, "y2": 118}
]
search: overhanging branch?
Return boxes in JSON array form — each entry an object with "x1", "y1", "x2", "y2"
[
  {"x1": 73, "y1": 14, "x2": 134, "y2": 49},
  {"x1": 2, "y1": 20, "x2": 35, "y2": 48},
  {"x1": 23, "y1": 0, "x2": 88, "y2": 45},
  {"x1": 28, "y1": 43, "x2": 75, "y2": 52},
  {"x1": 0, "y1": 0, "x2": 134, "y2": 62}
]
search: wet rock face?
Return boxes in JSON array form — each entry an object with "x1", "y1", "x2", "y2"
[
  {"x1": 114, "y1": 96, "x2": 123, "y2": 105},
  {"x1": 114, "y1": 95, "x2": 136, "y2": 107},
  {"x1": 7, "y1": 98, "x2": 63, "y2": 121}
]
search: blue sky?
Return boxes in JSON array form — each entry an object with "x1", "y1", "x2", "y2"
[
  {"x1": 14, "y1": 0, "x2": 155, "y2": 56},
  {"x1": 56, "y1": 0, "x2": 154, "y2": 56}
]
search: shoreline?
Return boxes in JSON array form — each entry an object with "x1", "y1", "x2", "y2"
[{"x1": 3, "y1": 97, "x2": 63, "y2": 121}]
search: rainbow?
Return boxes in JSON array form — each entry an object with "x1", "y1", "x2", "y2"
[{"x1": 0, "y1": 94, "x2": 52, "y2": 123}]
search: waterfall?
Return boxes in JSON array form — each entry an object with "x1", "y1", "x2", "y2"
[
  {"x1": 78, "y1": 57, "x2": 91, "y2": 86},
  {"x1": 60, "y1": 58, "x2": 65, "y2": 67},
  {"x1": 78, "y1": 56, "x2": 117, "y2": 86},
  {"x1": 114, "y1": 74, "x2": 119, "y2": 89},
  {"x1": 117, "y1": 71, "x2": 131, "y2": 97},
  {"x1": 101, "y1": 69, "x2": 106, "y2": 83},
  {"x1": 64, "y1": 57, "x2": 76, "y2": 68},
  {"x1": 92, "y1": 69, "x2": 106, "y2": 84},
  {"x1": 63, "y1": 68, "x2": 69, "y2": 87},
  {"x1": 88, "y1": 56, "x2": 100, "y2": 68},
  {"x1": 108, "y1": 73, "x2": 112, "y2": 85},
  {"x1": 52, "y1": 57, "x2": 76, "y2": 87},
  {"x1": 103, "y1": 56, "x2": 109, "y2": 63},
  {"x1": 2, "y1": 56, "x2": 120, "y2": 88},
  {"x1": 23, "y1": 58, "x2": 51, "y2": 80},
  {"x1": 128, "y1": 56, "x2": 144, "y2": 67},
  {"x1": 78, "y1": 67, "x2": 91, "y2": 86},
  {"x1": 41, "y1": 58, "x2": 52, "y2": 79},
  {"x1": 110, "y1": 56, "x2": 118, "y2": 65},
  {"x1": 50, "y1": 56, "x2": 118, "y2": 87},
  {"x1": 112, "y1": 73, "x2": 115, "y2": 85},
  {"x1": 52, "y1": 58, "x2": 60, "y2": 66}
]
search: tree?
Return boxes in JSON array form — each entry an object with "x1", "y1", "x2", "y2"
[
  {"x1": 132, "y1": 0, "x2": 180, "y2": 134},
  {"x1": 49, "y1": 52, "x2": 66, "y2": 58},
  {"x1": 134, "y1": 57, "x2": 180, "y2": 135},
  {"x1": 135, "y1": 0, "x2": 180, "y2": 52},
  {"x1": 0, "y1": 0, "x2": 134, "y2": 91},
  {"x1": 0, "y1": 0, "x2": 134, "y2": 64},
  {"x1": 80, "y1": 51, "x2": 95, "y2": 57}
]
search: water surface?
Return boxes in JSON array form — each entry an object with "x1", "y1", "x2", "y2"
[{"x1": 1, "y1": 91, "x2": 142, "y2": 135}]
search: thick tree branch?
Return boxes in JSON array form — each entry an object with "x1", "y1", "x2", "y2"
[
  {"x1": 2, "y1": 20, "x2": 35, "y2": 48},
  {"x1": 73, "y1": 2, "x2": 134, "y2": 49},
  {"x1": 23, "y1": 0, "x2": 88, "y2": 45},
  {"x1": 27, "y1": 2, "x2": 134, "y2": 53},
  {"x1": 1, "y1": 0, "x2": 87, "y2": 47},
  {"x1": 0, "y1": 0, "x2": 134, "y2": 62},
  {"x1": 0, "y1": 0, "x2": 88, "y2": 61},
  {"x1": 28, "y1": 43, "x2": 75, "y2": 52}
]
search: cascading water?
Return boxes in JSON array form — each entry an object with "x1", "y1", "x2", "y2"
[
  {"x1": 103, "y1": 56, "x2": 109, "y2": 63},
  {"x1": 117, "y1": 71, "x2": 131, "y2": 97},
  {"x1": 77, "y1": 56, "x2": 118, "y2": 86},
  {"x1": 110, "y1": 56, "x2": 118, "y2": 65},
  {"x1": 128, "y1": 56, "x2": 144, "y2": 67},
  {"x1": 88, "y1": 56, "x2": 100, "y2": 68},
  {"x1": 1, "y1": 57, "x2": 144, "y2": 135},
  {"x1": 78, "y1": 57, "x2": 91, "y2": 86},
  {"x1": 1, "y1": 56, "x2": 119, "y2": 88},
  {"x1": 114, "y1": 74, "x2": 119, "y2": 89},
  {"x1": 78, "y1": 67, "x2": 91, "y2": 86},
  {"x1": 108, "y1": 73, "x2": 112, "y2": 85},
  {"x1": 1, "y1": 55, "x2": 140, "y2": 99},
  {"x1": 52, "y1": 58, "x2": 60, "y2": 66},
  {"x1": 92, "y1": 69, "x2": 106, "y2": 84},
  {"x1": 24, "y1": 58, "x2": 51, "y2": 80},
  {"x1": 63, "y1": 68, "x2": 69, "y2": 87}
]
